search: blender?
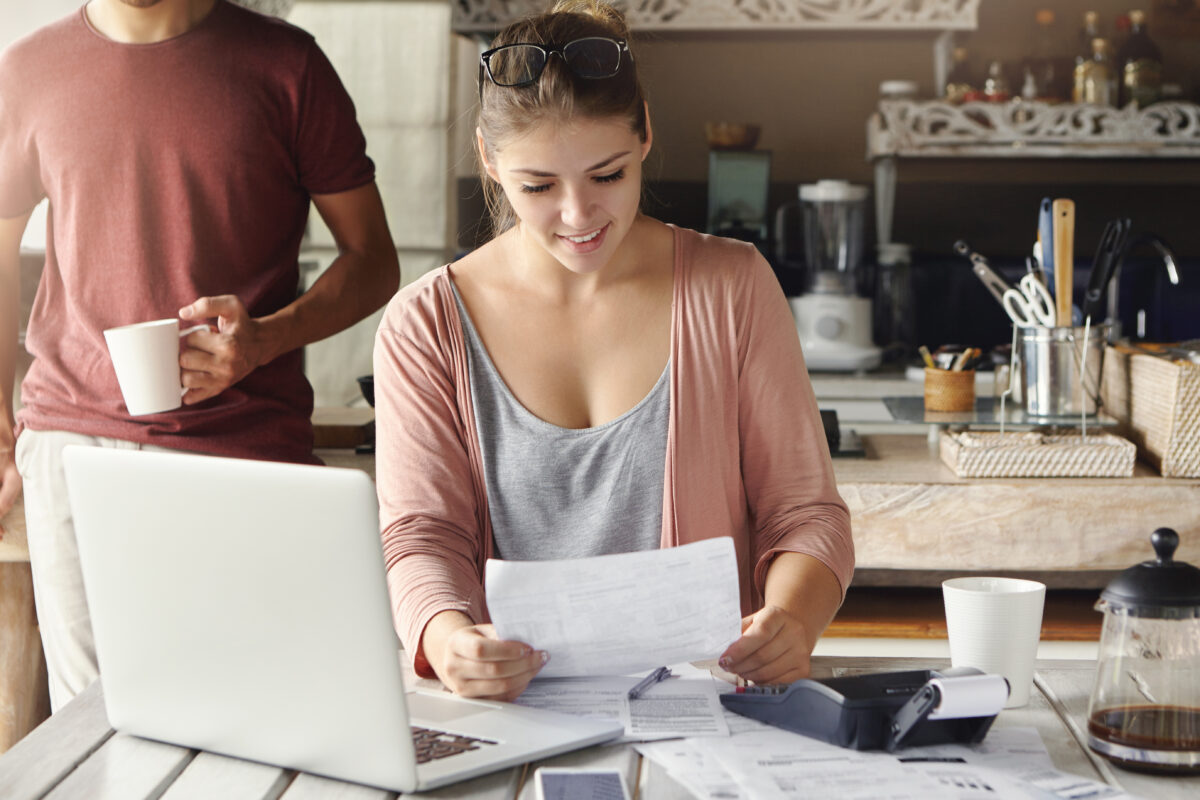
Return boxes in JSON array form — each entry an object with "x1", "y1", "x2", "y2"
[{"x1": 777, "y1": 180, "x2": 882, "y2": 372}]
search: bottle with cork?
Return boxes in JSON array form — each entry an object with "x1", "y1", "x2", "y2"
[
  {"x1": 1027, "y1": 9, "x2": 1068, "y2": 101},
  {"x1": 1074, "y1": 38, "x2": 1118, "y2": 106},
  {"x1": 1117, "y1": 9, "x2": 1163, "y2": 108},
  {"x1": 1074, "y1": 11, "x2": 1102, "y2": 73}
]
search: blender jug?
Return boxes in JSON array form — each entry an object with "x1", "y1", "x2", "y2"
[{"x1": 801, "y1": 179, "x2": 867, "y2": 295}]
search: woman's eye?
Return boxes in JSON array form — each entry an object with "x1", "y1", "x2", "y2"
[
  {"x1": 594, "y1": 168, "x2": 625, "y2": 184},
  {"x1": 520, "y1": 183, "x2": 552, "y2": 194}
]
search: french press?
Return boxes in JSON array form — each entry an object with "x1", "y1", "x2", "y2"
[{"x1": 1086, "y1": 528, "x2": 1200, "y2": 773}]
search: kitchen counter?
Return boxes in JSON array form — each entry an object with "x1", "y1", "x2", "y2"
[{"x1": 321, "y1": 433, "x2": 1199, "y2": 585}]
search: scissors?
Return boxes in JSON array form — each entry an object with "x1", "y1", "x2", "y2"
[{"x1": 1002, "y1": 273, "x2": 1056, "y2": 327}]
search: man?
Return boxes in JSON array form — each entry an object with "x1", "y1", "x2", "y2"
[{"x1": 0, "y1": 0, "x2": 400, "y2": 711}]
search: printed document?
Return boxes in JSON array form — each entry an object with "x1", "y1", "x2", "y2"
[
  {"x1": 486, "y1": 537, "x2": 742, "y2": 678},
  {"x1": 516, "y1": 664, "x2": 730, "y2": 741}
]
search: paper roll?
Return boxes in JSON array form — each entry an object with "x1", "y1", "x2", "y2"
[{"x1": 927, "y1": 674, "x2": 1009, "y2": 720}]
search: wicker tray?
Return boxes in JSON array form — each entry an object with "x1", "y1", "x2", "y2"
[{"x1": 939, "y1": 429, "x2": 1136, "y2": 478}]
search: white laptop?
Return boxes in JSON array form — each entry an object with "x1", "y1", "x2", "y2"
[{"x1": 62, "y1": 446, "x2": 622, "y2": 793}]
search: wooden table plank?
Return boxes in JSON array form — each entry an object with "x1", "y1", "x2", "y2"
[
  {"x1": 45, "y1": 732, "x2": 195, "y2": 800},
  {"x1": 0, "y1": 680, "x2": 113, "y2": 800},
  {"x1": 1036, "y1": 668, "x2": 1200, "y2": 800},
  {"x1": 413, "y1": 764, "x2": 522, "y2": 800},
  {"x1": 160, "y1": 750, "x2": 294, "y2": 800},
  {"x1": 282, "y1": 772, "x2": 397, "y2": 799}
]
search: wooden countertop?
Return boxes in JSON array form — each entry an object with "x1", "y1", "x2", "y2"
[{"x1": 832, "y1": 434, "x2": 1200, "y2": 577}]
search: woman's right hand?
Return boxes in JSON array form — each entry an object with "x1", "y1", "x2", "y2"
[{"x1": 422, "y1": 611, "x2": 549, "y2": 701}]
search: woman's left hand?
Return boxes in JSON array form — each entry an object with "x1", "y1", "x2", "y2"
[{"x1": 717, "y1": 604, "x2": 814, "y2": 686}]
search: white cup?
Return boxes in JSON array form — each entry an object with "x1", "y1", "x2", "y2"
[
  {"x1": 942, "y1": 577, "x2": 1046, "y2": 707},
  {"x1": 103, "y1": 319, "x2": 208, "y2": 416}
]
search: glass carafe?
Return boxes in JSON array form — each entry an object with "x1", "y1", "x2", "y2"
[{"x1": 1086, "y1": 528, "x2": 1200, "y2": 773}]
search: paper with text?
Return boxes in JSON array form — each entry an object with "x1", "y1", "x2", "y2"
[
  {"x1": 516, "y1": 668, "x2": 730, "y2": 741},
  {"x1": 486, "y1": 537, "x2": 742, "y2": 678}
]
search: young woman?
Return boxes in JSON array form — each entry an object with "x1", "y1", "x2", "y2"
[{"x1": 373, "y1": 0, "x2": 853, "y2": 701}]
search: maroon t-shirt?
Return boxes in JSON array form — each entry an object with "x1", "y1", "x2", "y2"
[{"x1": 0, "y1": 1, "x2": 374, "y2": 463}]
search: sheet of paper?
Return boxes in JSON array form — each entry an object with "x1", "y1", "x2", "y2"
[
  {"x1": 486, "y1": 537, "x2": 741, "y2": 677},
  {"x1": 516, "y1": 666, "x2": 730, "y2": 741},
  {"x1": 693, "y1": 727, "x2": 950, "y2": 800},
  {"x1": 689, "y1": 725, "x2": 1136, "y2": 800},
  {"x1": 636, "y1": 739, "x2": 747, "y2": 800}
]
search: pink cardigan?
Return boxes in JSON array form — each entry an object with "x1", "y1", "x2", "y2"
[{"x1": 373, "y1": 225, "x2": 854, "y2": 676}]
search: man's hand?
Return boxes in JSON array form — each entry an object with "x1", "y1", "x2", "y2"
[
  {"x1": 717, "y1": 604, "x2": 814, "y2": 686},
  {"x1": 0, "y1": 448, "x2": 20, "y2": 540},
  {"x1": 178, "y1": 295, "x2": 276, "y2": 405}
]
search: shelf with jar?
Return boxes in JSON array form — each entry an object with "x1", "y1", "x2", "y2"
[
  {"x1": 868, "y1": 98, "x2": 1200, "y2": 159},
  {"x1": 866, "y1": 98, "x2": 1200, "y2": 245}
]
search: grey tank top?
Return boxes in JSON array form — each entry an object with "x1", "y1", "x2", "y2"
[{"x1": 453, "y1": 286, "x2": 669, "y2": 561}]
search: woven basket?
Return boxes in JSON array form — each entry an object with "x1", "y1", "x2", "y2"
[
  {"x1": 924, "y1": 368, "x2": 975, "y2": 412},
  {"x1": 1101, "y1": 347, "x2": 1200, "y2": 478},
  {"x1": 939, "y1": 429, "x2": 1136, "y2": 478}
]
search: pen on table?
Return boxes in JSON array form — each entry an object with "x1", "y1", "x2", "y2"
[{"x1": 628, "y1": 666, "x2": 672, "y2": 700}]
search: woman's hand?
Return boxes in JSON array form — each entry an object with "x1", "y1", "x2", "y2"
[
  {"x1": 423, "y1": 611, "x2": 549, "y2": 701},
  {"x1": 718, "y1": 604, "x2": 815, "y2": 686}
]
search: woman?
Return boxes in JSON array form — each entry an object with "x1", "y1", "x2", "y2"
[{"x1": 373, "y1": 0, "x2": 853, "y2": 701}]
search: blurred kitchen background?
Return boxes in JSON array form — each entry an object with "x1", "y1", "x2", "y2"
[{"x1": 7, "y1": 0, "x2": 1200, "y2": 409}]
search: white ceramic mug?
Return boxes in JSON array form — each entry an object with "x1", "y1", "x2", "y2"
[
  {"x1": 942, "y1": 577, "x2": 1046, "y2": 707},
  {"x1": 103, "y1": 319, "x2": 208, "y2": 416}
]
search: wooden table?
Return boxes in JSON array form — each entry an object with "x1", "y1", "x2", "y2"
[{"x1": 1, "y1": 657, "x2": 1196, "y2": 799}]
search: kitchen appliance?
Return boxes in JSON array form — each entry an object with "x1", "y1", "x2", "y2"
[
  {"x1": 707, "y1": 150, "x2": 771, "y2": 246},
  {"x1": 1086, "y1": 528, "x2": 1200, "y2": 774},
  {"x1": 776, "y1": 180, "x2": 881, "y2": 372}
]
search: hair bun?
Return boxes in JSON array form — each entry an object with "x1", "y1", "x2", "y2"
[{"x1": 548, "y1": 0, "x2": 631, "y2": 39}]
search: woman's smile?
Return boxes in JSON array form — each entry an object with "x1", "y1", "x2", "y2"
[{"x1": 557, "y1": 224, "x2": 609, "y2": 253}]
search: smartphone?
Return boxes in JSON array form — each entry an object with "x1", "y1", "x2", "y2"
[{"x1": 534, "y1": 767, "x2": 631, "y2": 800}]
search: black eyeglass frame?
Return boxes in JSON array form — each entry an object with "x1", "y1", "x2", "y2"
[{"x1": 478, "y1": 37, "x2": 632, "y2": 95}]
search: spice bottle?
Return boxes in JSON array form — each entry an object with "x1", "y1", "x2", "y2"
[
  {"x1": 1074, "y1": 38, "x2": 1117, "y2": 106},
  {"x1": 983, "y1": 61, "x2": 1011, "y2": 102},
  {"x1": 943, "y1": 46, "x2": 974, "y2": 104}
]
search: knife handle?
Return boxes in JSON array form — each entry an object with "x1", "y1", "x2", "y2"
[{"x1": 1052, "y1": 199, "x2": 1075, "y2": 326}]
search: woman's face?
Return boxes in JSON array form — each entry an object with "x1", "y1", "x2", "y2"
[{"x1": 480, "y1": 114, "x2": 651, "y2": 276}]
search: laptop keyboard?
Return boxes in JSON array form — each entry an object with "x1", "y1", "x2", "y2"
[{"x1": 411, "y1": 726, "x2": 498, "y2": 764}]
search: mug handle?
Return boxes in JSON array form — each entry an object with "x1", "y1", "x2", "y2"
[
  {"x1": 179, "y1": 324, "x2": 209, "y2": 338},
  {"x1": 178, "y1": 324, "x2": 210, "y2": 399}
]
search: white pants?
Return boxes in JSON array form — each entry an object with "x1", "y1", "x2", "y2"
[{"x1": 15, "y1": 429, "x2": 187, "y2": 712}]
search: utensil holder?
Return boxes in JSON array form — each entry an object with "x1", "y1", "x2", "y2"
[
  {"x1": 924, "y1": 367, "x2": 975, "y2": 412},
  {"x1": 1018, "y1": 324, "x2": 1110, "y2": 416}
]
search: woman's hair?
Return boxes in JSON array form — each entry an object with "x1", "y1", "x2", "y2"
[{"x1": 477, "y1": 0, "x2": 648, "y2": 235}]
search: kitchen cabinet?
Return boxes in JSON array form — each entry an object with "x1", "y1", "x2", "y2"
[{"x1": 868, "y1": 99, "x2": 1200, "y2": 245}]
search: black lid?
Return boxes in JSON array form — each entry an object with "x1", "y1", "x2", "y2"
[{"x1": 1101, "y1": 529, "x2": 1200, "y2": 614}]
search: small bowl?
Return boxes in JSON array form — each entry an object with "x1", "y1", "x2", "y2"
[
  {"x1": 356, "y1": 375, "x2": 375, "y2": 407},
  {"x1": 704, "y1": 122, "x2": 761, "y2": 150}
]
